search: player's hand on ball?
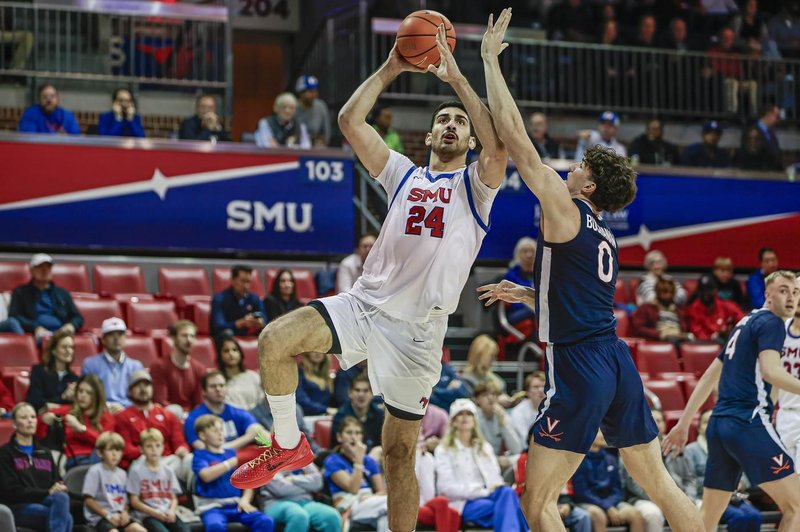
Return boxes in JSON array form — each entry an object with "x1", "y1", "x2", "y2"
[
  {"x1": 662, "y1": 422, "x2": 689, "y2": 458},
  {"x1": 481, "y1": 8, "x2": 511, "y2": 60},
  {"x1": 427, "y1": 24, "x2": 462, "y2": 82},
  {"x1": 477, "y1": 279, "x2": 527, "y2": 306},
  {"x1": 386, "y1": 41, "x2": 426, "y2": 75}
]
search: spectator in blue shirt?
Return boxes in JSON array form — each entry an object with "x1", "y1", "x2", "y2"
[
  {"x1": 7, "y1": 254, "x2": 83, "y2": 342},
  {"x1": 191, "y1": 414, "x2": 274, "y2": 532},
  {"x1": 331, "y1": 375, "x2": 383, "y2": 455},
  {"x1": 185, "y1": 371, "x2": 265, "y2": 451},
  {"x1": 680, "y1": 120, "x2": 732, "y2": 168},
  {"x1": 747, "y1": 247, "x2": 778, "y2": 309},
  {"x1": 210, "y1": 265, "x2": 266, "y2": 342},
  {"x1": 97, "y1": 88, "x2": 145, "y2": 138},
  {"x1": 296, "y1": 352, "x2": 335, "y2": 416},
  {"x1": 429, "y1": 360, "x2": 469, "y2": 411},
  {"x1": 18, "y1": 84, "x2": 80, "y2": 135},
  {"x1": 81, "y1": 317, "x2": 144, "y2": 413},
  {"x1": 504, "y1": 237, "x2": 537, "y2": 326},
  {"x1": 572, "y1": 431, "x2": 645, "y2": 530}
]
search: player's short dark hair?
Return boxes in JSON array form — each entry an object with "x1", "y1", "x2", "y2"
[
  {"x1": 430, "y1": 100, "x2": 473, "y2": 135},
  {"x1": 231, "y1": 264, "x2": 252, "y2": 279},
  {"x1": 583, "y1": 145, "x2": 638, "y2": 213},
  {"x1": 759, "y1": 247, "x2": 776, "y2": 261}
]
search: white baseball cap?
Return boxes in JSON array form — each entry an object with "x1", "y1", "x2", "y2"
[
  {"x1": 30, "y1": 253, "x2": 53, "y2": 267},
  {"x1": 449, "y1": 398, "x2": 478, "y2": 420},
  {"x1": 101, "y1": 317, "x2": 127, "y2": 335}
]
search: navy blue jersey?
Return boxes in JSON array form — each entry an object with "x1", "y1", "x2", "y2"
[
  {"x1": 714, "y1": 309, "x2": 787, "y2": 422},
  {"x1": 534, "y1": 199, "x2": 617, "y2": 344}
]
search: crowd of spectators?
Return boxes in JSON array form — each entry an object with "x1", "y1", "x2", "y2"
[{"x1": 0, "y1": 242, "x2": 790, "y2": 531}]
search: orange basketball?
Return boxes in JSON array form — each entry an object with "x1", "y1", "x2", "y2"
[{"x1": 396, "y1": 10, "x2": 456, "y2": 69}]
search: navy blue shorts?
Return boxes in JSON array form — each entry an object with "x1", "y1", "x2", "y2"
[
  {"x1": 531, "y1": 335, "x2": 658, "y2": 454},
  {"x1": 704, "y1": 414, "x2": 796, "y2": 491}
]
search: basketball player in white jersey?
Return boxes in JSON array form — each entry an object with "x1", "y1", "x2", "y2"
[
  {"x1": 777, "y1": 275, "x2": 800, "y2": 467},
  {"x1": 231, "y1": 26, "x2": 508, "y2": 532}
]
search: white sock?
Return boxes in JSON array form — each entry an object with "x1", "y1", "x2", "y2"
[{"x1": 266, "y1": 392, "x2": 301, "y2": 449}]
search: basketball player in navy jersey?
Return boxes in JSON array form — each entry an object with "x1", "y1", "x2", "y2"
[
  {"x1": 230, "y1": 26, "x2": 508, "y2": 532},
  {"x1": 478, "y1": 9, "x2": 703, "y2": 531},
  {"x1": 663, "y1": 271, "x2": 800, "y2": 531}
]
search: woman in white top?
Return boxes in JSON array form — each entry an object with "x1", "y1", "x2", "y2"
[
  {"x1": 216, "y1": 337, "x2": 261, "y2": 411},
  {"x1": 434, "y1": 399, "x2": 528, "y2": 532}
]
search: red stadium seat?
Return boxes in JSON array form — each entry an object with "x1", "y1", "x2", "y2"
[
  {"x1": 681, "y1": 342, "x2": 722, "y2": 377},
  {"x1": 663, "y1": 411, "x2": 699, "y2": 442},
  {"x1": 93, "y1": 264, "x2": 147, "y2": 296},
  {"x1": 629, "y1": 278, "x2": 641, "y2": 302},
  {"x1": 72, "y1": 335, "x2": 100, "y2": 368},
  {"x1": 52, "y1": 263, "x2": 90, "y2": 292},
  {"x1": 127, "y1": 300, "x2": 179, "y2": 335},
  {"x1": 212, "y1": 268, "x2": 265, "y2": 297},
  {"x1": 0, "y1": 419, "x2": 14, "y2": 445},
  {"x1": 74, "y1": 299, "x2": 123, "y2": 333},
  {"x1": 71, "y1": 292, "x2": 99, "y2": 300},
  {"x1": 645, "y1": 380, "x2": 685, "y2": 410},
  {"x1": 266, "y1": 268, "x2": 317, "y2": 303},
  {"x1": 685, "y1": 379, "x2": 716, "y2": 411},
  {"x1": 613, "y1": 278, "x2": 629, "y2": 305},
  {"x1": 0, "y1": 261, "x2": 29, "y2": 292},
  {"x1": 160, "y1": 336, "x2": 216, "y2": 368},
  {"x1": 235, "y1": 337, "x2": 259, "y2": 371},
  {"x1": 188, "y1": 301, "x2": 212, "y2": 336},
  {"x1": 0, "y1": 334, "x2": 38, "y2": 368},
  {"x1": 621, "y1": 337, "x2": 644, "y2": 367},
  {"x1": 158, "y1": 267, "x2": 210, "y2": 297},
  {"x1": 682, "y1": 278, "x2": 698, "y2": 301},
  {"x1": 614, "y1": 309, "x2": 630, "y2": 338},
  {"x1": 638, "y1": 342, "x2": 681, "y2": 376},
  {"x1": 313, "y1": 418, "x2": 333, "y2": 448},
  {"x1": 123, "y1": 336, "x2": 160, "y2": 367}
]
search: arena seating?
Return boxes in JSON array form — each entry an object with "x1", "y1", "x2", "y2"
[
  {"x1": 644, "y1": 380, "x2": 686, "y2": 411},
  {"x1": 0, "y1": 334, "x2": 38, "y2": 371},
  {"x1": 613, "y1": 278, "x2": 630, "y2": 306},
  {"x1": 188, "y1": 301, "x2": 211, "y2": 336},
  {"x1": 266, "y1": 268, "x2": 317, "y2": 303},
  {"x1": 74, "y1": 299, "x2": 123, "y2": 334},
  {"x1": 235, "y1": 337, "x2": 260, "y2": 371},
  {"x1": 212, "y1": 267, "x2": 265, "y2": 297},
  {"x1": 126, "y1": 300, "x2": 179, "y2": 335},
  {"x1": 72, "y1": 334, "x2": 100, "y2": 368},
  {"x1": 52, "y1": 263, "x2": 90, "y2": 292},
  {"x1": 159, "y1": 336, "x2": 216, "y2": 367},
  {"x1": 93, "y1": 264, "x2": 147, "y2": 297},
  {"x1": 638, "y1": 342, "x2": 681, "y2": 377},
  {"x1": 613, "y1": 308, "x2": 630, "y2": 337},
  {"x1": 0, "y1": 261, "x2": 28, "y2": 291},
  {"x1": 122, "y1": 336, "x2": 160, "y2": 367},
  {"x1": 681, "y1": 342, "x2": 722, "y2": 377}
]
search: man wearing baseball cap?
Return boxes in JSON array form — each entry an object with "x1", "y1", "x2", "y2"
[
  {"x1": 680, "y1": 120, "x2": 732, "y2": 168},
  {"x1": 575, "y1": 111, "x2": 628, "y2": 160},
  {"x1": 81, "y1": 317, "x2": 144, "y2": 413},
  {"x1": 115, "y1": 370, "x2": 193, "y2": 479},
  {"x1": 294, "y1": 74, "x2": 331, "y2": 147},
  {"x1": 5, "y1": 253, "x2": 83, "y2": 340}
]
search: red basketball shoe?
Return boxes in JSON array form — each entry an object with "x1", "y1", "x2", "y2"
[{"x1": 230, "y1": 432, "x2": 314, "y2": 489}]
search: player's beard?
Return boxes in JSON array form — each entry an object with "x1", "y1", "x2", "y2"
[{"x1": 432, "y1": 136, "x2": 467, "y2": 159}]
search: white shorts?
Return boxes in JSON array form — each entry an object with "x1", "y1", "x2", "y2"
[
  {"x1": 311, "y1": 292, "x2": 448, "y2": 416},
  {"x1": 776, "y1": 408, "x2": 800, "y2": 468}
]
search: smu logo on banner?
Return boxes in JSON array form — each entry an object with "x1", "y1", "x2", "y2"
[{"x1": 0, "y1": 138, "x2": 355, "y2": 255}]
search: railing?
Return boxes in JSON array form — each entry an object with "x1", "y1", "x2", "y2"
[
  {"x1": 300, "y1": 6, "x2": 799, "y2": 122},
  {"x1": 0, "y1": 0, "x2": 231, "y2": 102}
]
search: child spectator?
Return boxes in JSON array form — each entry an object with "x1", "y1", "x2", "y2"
[
  {"x1": 83, "y1": 431, "x2": 146, "y2": 532},
  {"x1": 191, "y1": 414, "x2": 274, "y2": 532},
  {"x1": 127, "y1": 428, "x2": 188, "y2": 532},
  {"x1": 324, "y1": 416, "x2": 388, "y2": 531},
  {"x1": 258, "y1": 463, "x2": 341, "y2": 532}
]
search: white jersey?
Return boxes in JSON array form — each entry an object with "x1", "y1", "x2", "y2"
[
  {"x1": 349, "y1": 150, "x2": 498, "y2": 322},
  {"x1": 779, "y1": 318, "x2": 800, "y2": 410}
]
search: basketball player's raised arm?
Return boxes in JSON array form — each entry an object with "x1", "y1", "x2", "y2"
[
  {"x1": 662, "y1": 358, "x2": 723, "y2": 457},
  {"x1": 481, "y1": 10, "x2": 576, "y2": 224},
  {"x1": 338, "y1": 44, "x2": 425, "y2": 177},
  {"x1": 427, "y1": 24, "x2": 507, "y2": 188}
]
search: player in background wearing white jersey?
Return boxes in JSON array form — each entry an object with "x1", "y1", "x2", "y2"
[
  {"x1": 478, "y1": 9, "x2": 703, "y2": 532},
  {"x1": 231, "y1": 26, "x2": 508, "y2": 532},
  {"x1": 663, "y1": 271, "x2": 800, "y2": 531},
  {"x1": 776, "y1": 275, "x2": 800, "y2": 468}
]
